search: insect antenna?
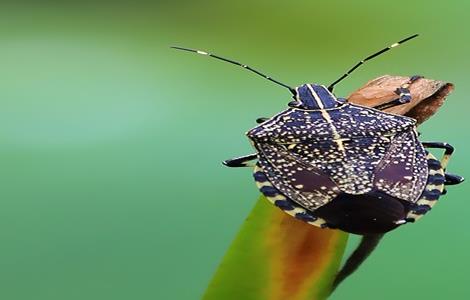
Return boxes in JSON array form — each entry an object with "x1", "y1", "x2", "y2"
[
  {"x1": 171, "y1": 46, "x2": 296, "y2": 95},
  {"x1": 327, "y1": 34, "x2": 419, "y2": 91}
]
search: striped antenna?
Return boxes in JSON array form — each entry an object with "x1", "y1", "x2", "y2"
[
  {"x1": 327, "y1": 34, "x2": 419, "y2": 91},
  {"x1": 171, "y1": 46, "x2": 296, "y2": 94}
]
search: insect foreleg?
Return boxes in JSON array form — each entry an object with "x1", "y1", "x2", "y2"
[
  {"x1": 223, "y1": 153, "x2": 258, "y2": 167},
  {"x1": 421, "y1": 141, "x2": 454, "y2": 170},
  {"x1": 444, "y1": 173, "x2": 464, "y2": 185},
  {"x1": 373, "y1": 75, "x2": 423, "y2": 110}
]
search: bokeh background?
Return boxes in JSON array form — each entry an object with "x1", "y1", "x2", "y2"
[{"x1": 0, "y1": 1, "x2": 469, "y2": 299}]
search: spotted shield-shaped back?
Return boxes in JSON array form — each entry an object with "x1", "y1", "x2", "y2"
[{"x1": 247, "y1": 85, "x2": 429, "y2": 227}]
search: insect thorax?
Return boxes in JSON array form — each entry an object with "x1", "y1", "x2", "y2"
[{"x1": 247, "y1": 103, "x2": 416, "y2": 144}]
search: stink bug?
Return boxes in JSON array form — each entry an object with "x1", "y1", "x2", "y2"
[{"x1": 172, "y1": 34, "x2": 464, "y2": 235}]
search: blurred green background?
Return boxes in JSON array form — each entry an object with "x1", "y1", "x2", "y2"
[{"x1": 0, "y1": 1, "x2": 468, "y2": 299}]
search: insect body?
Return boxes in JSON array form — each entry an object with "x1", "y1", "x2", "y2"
[
  {"x1": 247, "y1": 82, "x2": 447, "y2": 234},
  {"x1": 172, "y1": 35, "x2": 464, "y2": 235}
]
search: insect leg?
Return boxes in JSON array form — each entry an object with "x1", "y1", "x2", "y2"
[
  {"x1": 444, "y1": 173, "x2": 464, "y2": 185},
  {"x1": 372, "y1": 75, "x2": 423, "y2": 110},
  {"x1": 438, "y1": 172, "x2": 464, "y2": 196},
  {"x1": 421, "y1": 141, "x2": 454, "y2": 170},
  {"x1": 256, "y1": 117, "x2": 269, "y2": 124},
  {"x1": 223, "y1": 153, "x2": 258, "y2": 167}
]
